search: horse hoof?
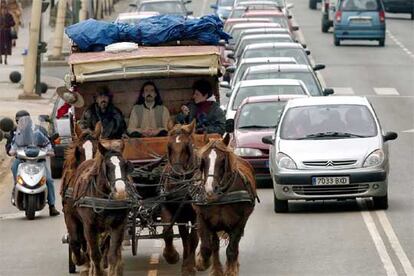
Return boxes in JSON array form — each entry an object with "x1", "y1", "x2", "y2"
[
  {"x1": 196, "y1": 253, "x2": 211, "y2": 271},
  {"x1": 163, "y1": 247, "x2": 180, "y2": 264}
]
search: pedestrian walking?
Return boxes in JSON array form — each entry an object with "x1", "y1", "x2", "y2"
[
  {"x1": 0, "y1": 0, "x2": 15, "y2": 64},
  {"x1": 7, "y1": 0, "x2": 23, "y2": 47}
]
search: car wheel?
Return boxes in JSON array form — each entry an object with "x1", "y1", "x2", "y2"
[
  {"x1": 373, "y1": 195, "x2": 388, "y2": 210},
  {"x1": 274, "y1": 193, "x2": 288, "y2": 213},
  {"x1": 411, "y1": 12, "x2": 414, "y2": 20},
  {"x1": 379, "y1": 38, "x2": 385, "y2": 47},
  {"x1": 334, "y1": 36, "x2": 340, "y2": 46},
  {"x1": 51, "y1": 156, "x2": 63, "y2": 179},
  {"x1": 309, "y1": 0, "x2": 318, "y2": 10}
]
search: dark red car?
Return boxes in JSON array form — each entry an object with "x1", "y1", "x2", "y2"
[{"x1": 229, "y1": 94, "x2": 308, "y2": 185}]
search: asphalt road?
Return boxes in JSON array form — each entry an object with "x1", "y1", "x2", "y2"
[{"x1": 0, "y1": 1, "x2": 413, "y2": 275}]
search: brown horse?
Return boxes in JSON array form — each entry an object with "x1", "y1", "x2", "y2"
[
  {"x1": 72, "y1": 140, "x2": 134, "y2": 276},
  {"x1": 194, "y1": 135, "x2": 257, "y2": 276},
  {"x1": 61, "y1": 123, "x2": 101, "y2": 272},
  {"x1": 161, "y1": 120, "x2": 200, "y2": 275}
]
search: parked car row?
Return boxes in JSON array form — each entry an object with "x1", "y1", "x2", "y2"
[{"x1": 217, "y1": 0, "x2": 398, "y2": 212}]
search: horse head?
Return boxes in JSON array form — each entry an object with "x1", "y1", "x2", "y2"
[
  {"x1": 166, "y1": 120, "x2": 197, "y2": 175},
  {"x1": 73, "y1": 122, "x2": 101, "y2": 164},
  {"x1": 198, "y1": 134, "x2": 234, "y2": 201},
  {"x1": 97, "y1": 141, "x2": 134, "y2": 200}
]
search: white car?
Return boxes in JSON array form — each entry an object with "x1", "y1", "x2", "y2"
[
  {"x1": 263, "y1": 96, "x2": 398, "y2": 212},
  {"x1": 225, "y1": 79, "x2": 312, "y2": 119},
  {"x1": 228, "y1": 22, "x2": 282, "y2": 44}
]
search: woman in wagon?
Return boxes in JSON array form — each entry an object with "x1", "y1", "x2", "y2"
[
  {"x1": 176, "y1": 79, "x2": 225, "y2": 135},
  {"x1": 79, "y1": 86, "x2": 127, "y2": 139},
  {"x1": 128, "y1": 81, "x2": 172, "y2": 137},
  {"x1": 0, "y1": 0, "x2": 15, "y2": 64}
]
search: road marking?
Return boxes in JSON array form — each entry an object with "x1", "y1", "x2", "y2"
[
  {"x1": 373, "y1": 88, "x2": 400, "y2": 96},
  {"x1": 332, "y1": 87, "x2": 354, "y2": 95},
  {"x1": 149, "y1": 253, "x2": 160, "y2": 265},
  {"x1": 402, "y1": 129, "x2": 414, "y2": 133},
  {"x1": 0, "y1": 212, "x2": 26, "y2": 220},
  {"x1": 376, "y1": 211, "x2": 414, "y2": 276},
  {"x1": 357, "y1": 199, "x2": 398, "y2": 276},
  {"x1": 387, "y1": 30, "x2": 414, "y2": 59}
]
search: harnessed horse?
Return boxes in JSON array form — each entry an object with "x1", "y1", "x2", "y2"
[
  {"x1": 61, "y1": 123, "x2": 100, "y2": 272},
  {"x1": 194, "y1": 135, "x2": 258, "y2": 276},
  {"x1": 72, "y1": 141, "x2": 134, "y2": 276},
  {"x1": 160, "y1": 120, "x2": 200, "y2": 275}
]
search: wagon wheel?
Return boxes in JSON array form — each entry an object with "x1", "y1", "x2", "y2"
[
  {"x1": 131, "y1": 212, "x2": 139, "y2": 256},
  {"x1": 68, "y1": 245, "x2": 76, "y2": 273}
]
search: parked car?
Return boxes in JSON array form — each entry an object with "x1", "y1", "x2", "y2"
[
  {"x1": 225, "y1": 79, "x2": 312, "y2": 119},
  {"x1": 333, "y1": 0, "x2": 386, "y2": 46},
  {"x1": 210, "y1": 0, "x2": 235, "y2": 21},
  {"x1": 321, "y1": 0, "x2": 338, "y2": 32},
  {"x1": 239, "y1": 42, "x2": 314, "y2": 67},
  {"x1": 48, "y1": 97, "x2": 72, "y2": 179},
  {"x1": 228, "y1": 94, "x2": 308, "y2": 184},
  {"x1": 235, "y1": 0, "x2": 293, "y2": 16},
  {"x1": 228, "y1": 22, "x2": 283, "y2": 44},
  {"x1": 115, "y1": 11, "x2": 160, "y2": 24},
  {"x1": 233, "y1": 27, "x2": 292, "y2": 48},
  {"x1": 241, "y1": 64, "x2": 333, "y2": 96},
  {"x1": 263, "y1": 96, "x2": 398, "y2": 212},
  {"x1": 136, "y1": 0, "x2": 193, "y2": 17},
  {"x1": 309, "y1": 0, "x2": 322, "y2": 9},
  {"x1": 224, "y1": 17, "x2": 271, "y2": 32},
  {"x1": 382, "y1": 0, "x2": 414, "y2": 20}
]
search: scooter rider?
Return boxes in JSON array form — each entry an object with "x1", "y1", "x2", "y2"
[{"x1": 6, "y1": 110, "x2": 60, "y2": 216}]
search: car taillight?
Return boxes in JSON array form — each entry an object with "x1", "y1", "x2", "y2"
[
  {"x1": 379, "y1": 10, "x2": 385, "y2": 22},
  {"x1": 335, "y1": 11, "x2": 342, "y2": 22}
]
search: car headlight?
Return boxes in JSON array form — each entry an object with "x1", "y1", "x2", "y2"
[
  {"x1": 234, "y1": 148, "x2": 263, "y2": 157},
  {"x1": 276, "y1": 152, "x2": 297, "y2": 169},
  {"x1": 22, "y1": 163, "x2": 41, "y2": 175},
  {"x1": 363, "y1": 149, "x2": 384, "y2": 167}
]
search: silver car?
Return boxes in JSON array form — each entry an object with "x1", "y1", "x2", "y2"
[{"x1": 263, "y1": 96, "x2": 398, "y2": 212}]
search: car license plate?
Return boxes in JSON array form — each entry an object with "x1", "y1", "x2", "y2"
[
  {"x1": 312, "y1": 176, "x2": 350, "y2": 185},
  {"x1": 351, "y1": 18, "x2": 371, "y2": 24}
]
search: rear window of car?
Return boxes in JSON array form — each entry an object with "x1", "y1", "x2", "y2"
[
  {"x1": 280, "y1": 104, "x2": 378, "y2": 140},
  {"x1": 339, "y1": 0, "x2": 381, "y2": 11},
  {"x1": 237, "y1": 101, "x2": 285, "y2": 129},
  {"x1": 233, "y1": 85, "x2": 306, "y2": 109}
]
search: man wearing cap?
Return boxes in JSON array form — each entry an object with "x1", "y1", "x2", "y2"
[
  {"x1": 79, "y1": 86, "x2": 126, "y2": 139},
  {"x1": 176, "y1": 79, "x2": 225, "y2": 135}
]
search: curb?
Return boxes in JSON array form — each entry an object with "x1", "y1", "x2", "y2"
[{"x1": 42, "y1": 60, "x2": 68, "y2": 67}]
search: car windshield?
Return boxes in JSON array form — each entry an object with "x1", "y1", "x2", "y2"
[
  {"x1": 233, "y1": 61, "x2": 297, "y2": 85},
  {"x1": 140, "y1": 2, "x2": 185, "y2": 15},
  {"x1": 340, "y1": 0, "x2": 379, "y2": 11},
  {"x1": 243, "y1": 71, "x2": 322, "y2": 96},
  {"x1": 218, "y1": 0, "x2": 235, "y2": 6},
  {"x1": 242, "y1": 48, "x2": 309, "y2": 65},
  {"x1": 280, "y1": 104, "x2": 378, "y2": 140},
  {"x1": 237, "y1": 102, "x2": 285, "y2": 129},
  {"x1": 233, "y1": 85, "x2": 305, "y2": 109}
]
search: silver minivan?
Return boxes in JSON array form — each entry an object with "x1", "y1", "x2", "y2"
[{"x1": 263, "y1": 96, "x2": 397, "y2": 212}]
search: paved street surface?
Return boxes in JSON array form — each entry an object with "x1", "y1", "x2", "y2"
[{"x1": 0, "y1": 0, "x2": 413, "y2": 275}]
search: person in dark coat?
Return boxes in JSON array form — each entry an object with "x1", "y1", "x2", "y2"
[
  {"x1": 0, "y1": 0, "x2": 15, "y2": 64},
  {"x1": 176, "y1": 79, "x2": 225, "y2": 135},
  {"x1": 79, "y1": 86, "x2": 126, "y2": 139}
]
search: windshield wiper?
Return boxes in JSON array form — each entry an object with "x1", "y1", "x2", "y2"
[
  {"x1": 238, "y1": 125, "x2": 274, "y2": 129},
  {"x1": 298, "y1": 132, "x2": 368, "y2": 139}
]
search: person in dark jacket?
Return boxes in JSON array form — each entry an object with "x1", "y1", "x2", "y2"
[
  {"x1": 79, "y1": 86, "x2": 126, "y2": 139},
  {"x1": 176, "y1": 79, "x2": 225, "y2": 135},
  {"x1": 0, "y1": 0, "x2": 15, "y2": 64}
]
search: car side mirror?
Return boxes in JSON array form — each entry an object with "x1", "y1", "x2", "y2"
[
  {"x1": 292, "y1": 26, "x2": 299, "y2": 31},
  {"x1": 218, "y1": 39, "x2": 227, "y2": 46},
  {"x1": 225, "y1": 91, "x2": 232, "y2": 98},
  {"x1": 227, "y1": 52, "x2": 235, "y2": 60},
  {"x1": 129, "y1": 3, "x2": 137, "y2": 8},
  {"x1": 39, "y1": 114, "x2": 51, "y2": 123},
  {"x1": 226, "y1": 66, "x2": 236, "y2": 73},
  {"x1": 220, "y1": 81, "x2": 231, "y2": 89},
  {"x1": 210, "y1": 4, "x2": 218, "y2": 9},
  {"x1": 288, "y1": 15, "x2": 292, "y2": 19},
  {"x1": 187, "y1": 11, "x2": 193, "y2": 16},
  {"x1": 262, "y1": 135, "x2": 274, "y2": 145},
  {"x1": 323, "y1": 88, "x2": 334, "y2": 96},
  {"x1": 383, "y1": 131, "x2": 398, "y2": 142},
  {"x1": 313, "y1": 64, "x2": 325, "y2": 71},
  {"x1": 305, "y1": 49, "x2": 311, "y2": 55},
  {"x1": 301, "y1": 43, "x2": 307, "y2": 48},
  {"x1": 222, "y1": 15, "x2": 228, "y2": 20},
  {"x1": 225, "y1": 119, "x2": 235, "y2": 133},
  {"x1": 184, "y1": 0, "x2": 192, "y2": 4},
  {"x1": 287, "y1": 3, "x2": 294, "y2": 9}
]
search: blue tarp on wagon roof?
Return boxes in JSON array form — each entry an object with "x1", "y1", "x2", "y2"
[{"x1": 65, "y1": 15, "x2": 231, "y2": 52}]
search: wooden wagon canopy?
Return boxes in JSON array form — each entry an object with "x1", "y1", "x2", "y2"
[{"x1": 68, "y1": 46, "x2": 222, "y2": 83}]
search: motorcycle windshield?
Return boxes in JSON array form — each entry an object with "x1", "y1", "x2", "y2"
[{"x1": 14, "y1": 116, "x2": 49, "y2": 148}]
